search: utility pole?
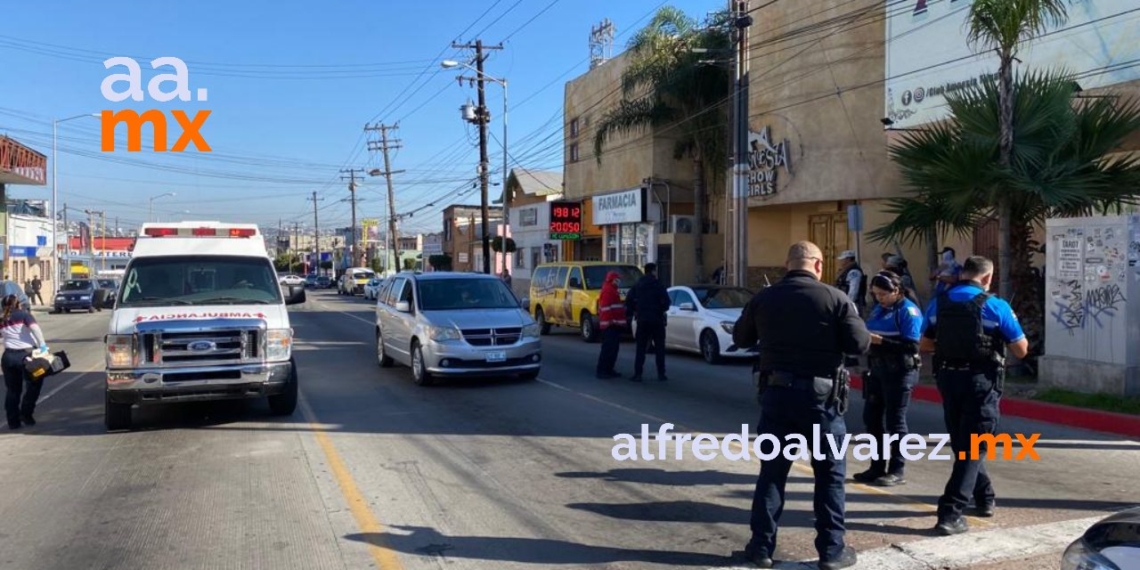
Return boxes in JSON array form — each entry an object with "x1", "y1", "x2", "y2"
[
  {"x1": 729, "y1": 0, "x2": 753, "y2": 288},
  {"x1": 309, "y1": 191, "x2": 324, "y2": 276},
  {"x1": 453, "y1": 39, "x2": 503, "y2": 274},
  {"x1": 63, "y1": 204, "x2": 69, "y2": 279},
  {"x1": 366, "y1": 123, "x2": 405, "y2": 273},
  {"x1": 340, "y1": 168, "x2": 366, "y2": 268},
  {"x1": 293, "y1": 222, "x2": 301, "y2": 274}
]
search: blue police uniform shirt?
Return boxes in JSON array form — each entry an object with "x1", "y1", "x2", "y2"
[
  {"x1": 922, "y1": 282, "x2": 1026, "y2": 344},
  {"x1": 866, "y1": 297, "x2": 923, "y2": 342}
]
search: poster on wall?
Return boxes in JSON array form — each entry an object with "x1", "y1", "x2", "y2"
[{"x1": 885, "y1": 0, "x2": 1140, "y2": 129}]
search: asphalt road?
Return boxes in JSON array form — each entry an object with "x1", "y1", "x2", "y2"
[{"x1": 0, "y1": 290, "x2": 1136, "y2": 570}]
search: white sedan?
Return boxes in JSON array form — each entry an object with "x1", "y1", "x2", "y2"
[
  {"x1": 632, "y1": 285, "x2": 759, "y2": 364},
  {"x1": 279, "y1": 274, "x2": 305, "y2": 287},
  {"x1": 363, "y1": 277, "x2": 385, "y2": 300}
]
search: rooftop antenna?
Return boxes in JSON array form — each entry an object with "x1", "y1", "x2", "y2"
[{"x1": 589, "y1": 18, "x2": 615, "y2": 69}]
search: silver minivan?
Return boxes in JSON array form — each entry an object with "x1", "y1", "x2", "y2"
[{"x1": 374, "y1": 271, "x2": 542, "y2": 385}]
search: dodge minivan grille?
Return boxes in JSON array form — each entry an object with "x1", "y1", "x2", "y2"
[{"x1": 461, "y1": 327, "x2": 522, "y2": 346}]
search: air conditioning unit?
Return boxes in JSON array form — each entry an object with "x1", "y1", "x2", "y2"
[{"x1": 671, "y1": 215, "x2": 696, "y2": 234}]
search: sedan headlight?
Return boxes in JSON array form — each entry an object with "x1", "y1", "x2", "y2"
[
  {"x1": 266, "y1": 328, "x2": 293, "y2": 361},
  {"x1": 428, "y1": 325, "x2": 462, "y2": 342},
  {"x1": 80, "y1": 295, "x2": 91, "y2": 300},
  {"x1": 522, "y1": 322, "x2": 541, "y2": 339},
  {"x1": 720, "y1": 321, "x2": 735, "y2": 334},
  {"x1": 106, "y1": 334, "x2": 137, "y2": 368},
  {"x1": 1061, "y1": 538, "x2": 1118, "y2": 570}
]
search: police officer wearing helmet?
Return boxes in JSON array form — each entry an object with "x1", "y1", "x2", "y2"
[
  {"x1": 854, "y1": 270, "x2": 923, "y2": 487},
  {"x1": 920, "y1": 255, "x2": 1028, "y2": 536},
  {"x1": 732, "y1": 241, "x2": 870, "y2": 570}
]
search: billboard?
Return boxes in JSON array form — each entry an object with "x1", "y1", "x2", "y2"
[{"x1": 885, "y1": 0, "x2": 1140, "y2": 129}]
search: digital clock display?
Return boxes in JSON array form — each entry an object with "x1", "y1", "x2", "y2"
[{"x1": 549, "y1": 201, "x2": 582, "y2": 240}]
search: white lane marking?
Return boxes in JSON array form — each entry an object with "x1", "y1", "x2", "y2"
[
  {"x1": 306, "y1": 296, "x2": 375, "y2": 326},
  {"x1": 39, "y1": 366, "x2": 101, "y2": 403},
  {"x1": 712, "y1": 514, "x2": 1110, "y2": 569}
]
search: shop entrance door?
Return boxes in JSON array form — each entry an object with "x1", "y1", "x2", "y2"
[{"x1": 809, "y1": 212, "x2": 849, "y2": 284}]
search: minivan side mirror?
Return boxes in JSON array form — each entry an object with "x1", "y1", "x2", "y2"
[{"x1": 395, "y1": 301, "x2": 411, "y2": 313}]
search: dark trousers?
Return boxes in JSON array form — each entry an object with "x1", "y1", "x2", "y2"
[
  {"x1": 633, "y1": 321, "x2": 666, "y2": 378},
  {"x1": 749, "y1": 383, "x2": 847, "y2": 562},
  {"x1": 596, "y1": 326, "x2": 623, "y2": 375},
  {"x1": 935, "y1": 368, "x2": 999, "y2": 520},
  {"x1": 32, "y1": 291, "x2": 43, "y2": 305},
  {"x1": 862, "y1": 364, "x2": 918, "y2": 476},
  {"x1": 3, "y1": 349, "x2": 41, "y2": 427}
]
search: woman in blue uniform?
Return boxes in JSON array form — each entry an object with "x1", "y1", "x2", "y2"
[{"x1": 854, "y1": 271, "x2": 923, "y2": 487}]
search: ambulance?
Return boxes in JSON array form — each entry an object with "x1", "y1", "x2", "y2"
[{"x1": 103, "y1": 221, "x2": 306, "y2": 431}]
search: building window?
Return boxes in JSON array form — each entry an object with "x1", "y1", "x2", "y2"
[
  {"x1": 570, "y1": 117, "x2": 580, "y2": 137},
  {"x1": 519, "y1": 207, "x2": 538, "y2": 227},
  {"x1": 444, "y1": 220, "x2": 452, "y2": 242},
  {"x1": 532, "y1": 247, "x2": 541, "y2": 269},
  {"x1": 570, "y1": 143, "x2": 579, "y2": 163}
]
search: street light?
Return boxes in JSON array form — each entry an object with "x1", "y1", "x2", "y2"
[
  {"x1": 148, "y1": 192, "x2": 176, "y2": 222},
  {"x1": 52, "y1": 113, "x2": 99, "y2": 288},
  {"x1": 441, "y1": 59, "x2": 509, "y2": 275}
]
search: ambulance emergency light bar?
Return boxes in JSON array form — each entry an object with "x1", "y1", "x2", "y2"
[{"x1": 140, "y1": 222, "x2": 259, "y2": 238}]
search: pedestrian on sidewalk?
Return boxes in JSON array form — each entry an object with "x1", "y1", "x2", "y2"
[
  {"x1": 625, "y1": 262, "x2": 670, "y2": 382},
  {"x1": 921, "y1": 256, "x2": 1028, "y2": 535},
  {"x1": 594, "y1": 271, "x2": 627, "y2": 379},
  {"x1": 731, "y1": 241, "x2": 870, "y2": 570},
  {"x1": 31, "y1": 276, "x2": 43, "y2": 306},
  {"x1": 1, "y1": 294, "x2": 50, "y2": 429},
  {"x1": 855, "y1": 270, "x2": 923, "y2": 487}
]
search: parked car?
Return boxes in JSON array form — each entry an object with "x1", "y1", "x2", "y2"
[
  {"x1": 316, "y1": 275, "x2": 332, "y2": 289},
  {"x1": 528, "y1": 262, "x2": 643, "y2": 343},
  {"x1": 53, "y1": 279, "x2": 97, "y2": 313},
  {"x1": 1062, "y1": 506, "x2": 1140, "y2": 569},
  {"x1": 279, "y1": 274, "x2": 305, "y2": 287},
  {"x1": 305, "y1": 274, "x2": 318, "y2": 288},
  {"x1": 364, "y1": 277, "x2": 385, "y2": 300},
  {"x1": 339, "y1": 267, "x2": 375, "y2": 295},
  {"x1": 630, "y1": 285, "x2": 759, "y2": 364},
  {"x1": 375, "y1": 271, "x2": 541, "y2": 385}
]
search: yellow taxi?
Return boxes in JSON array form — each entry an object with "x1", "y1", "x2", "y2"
[{"x1": 529, "y1": 262, "x2": 643, "y2": 343}]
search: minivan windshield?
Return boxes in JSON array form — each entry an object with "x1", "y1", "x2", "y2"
[
  {"x1": 583, "y1": 265, "x2": 644, "y2": 289},
  {"x1": 61, "y1": 280, "x2": 93, "y2": 291},
  {"x1": 118, "y1": 255, "x2": 283, "y2": 307},
  {"x1": 417, "y1": 278, "x2": 519, "y2": 311}
]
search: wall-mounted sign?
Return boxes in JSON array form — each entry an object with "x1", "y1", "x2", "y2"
[
  {"x1": 747, "y1": 126, "x2": 791, "y2": 198},
  {"x1": 549, "y1": 201, "x2": 582, "y2": 240},
  {"x1": 592, "y1": 187, "x2": 646, "y2": 225}
]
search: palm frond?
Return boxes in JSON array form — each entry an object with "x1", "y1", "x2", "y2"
[
  {"x1": 866, "y1": 195, "x2": 987, "y2": 246},
  {"x1": 592, "y1": 98, "x2": 676, "y2": 163},
  {"x1": 965, "y1": 0, "x2": 1069, "y2": 56}
]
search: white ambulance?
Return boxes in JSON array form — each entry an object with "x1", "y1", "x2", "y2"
[{"x1": 103, "y1": 222, "x2": 305, "y2": 431}]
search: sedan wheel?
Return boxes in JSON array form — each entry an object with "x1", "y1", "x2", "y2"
[{"x1": 700, "y1": 330, "x2": 722, "y2": 365}]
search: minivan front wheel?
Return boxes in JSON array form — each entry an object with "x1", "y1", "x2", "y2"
[
  {"x1": 411, "y1": 341, "x2": 434, "y2": 386},
  {"x1": 377, "y1": 329, "x2": 393, "y2": 368}
]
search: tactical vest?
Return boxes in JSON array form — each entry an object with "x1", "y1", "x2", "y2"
[
  {"x1": 836, "y1": 265, "x2": 867, "y2": 305},
  {"x1": 935, "y1": 286, "x2": 997, "y2": 363}
]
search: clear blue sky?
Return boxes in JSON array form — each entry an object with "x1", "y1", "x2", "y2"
[{"x1": 0, "y1": 0, "x2": 721, "y2": 236}]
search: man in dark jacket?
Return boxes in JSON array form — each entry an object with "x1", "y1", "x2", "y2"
[
  {"x1": 625, "y1": 262, "x2": 671, "y2": 382},
  {"x1": 732, "y1": 241, "x2": 870, "y2": 570}
]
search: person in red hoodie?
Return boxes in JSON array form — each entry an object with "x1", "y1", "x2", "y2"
[{"x1": 595, "y1": 270, "x2": 627, "y2": 379}]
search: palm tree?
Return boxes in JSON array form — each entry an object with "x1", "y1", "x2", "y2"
[
  {"x1": 869, "y1": 70, "x2": 1140, "y2": 365},
  {"x1": 965, "y1": 0, "x2": 1069, "y2": 299},
  {"x1": 593, "y1": 6, "x2": 731, "y2": 282}
]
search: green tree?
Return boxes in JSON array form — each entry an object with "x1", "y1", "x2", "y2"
[
  {"x1": 966, "y1": 0, "x2": 1069, "y2": 300},
  {"x1": 869, "y1": 70, "x2": 1140, "y2": 362},
  {"x1": 593, "y1": 5, "x2": 731, "y2": 282}
]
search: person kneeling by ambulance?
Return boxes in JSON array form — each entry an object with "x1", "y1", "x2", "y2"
[{"x1": 854, "y1": 271, "x2": 923, "y2": 486}]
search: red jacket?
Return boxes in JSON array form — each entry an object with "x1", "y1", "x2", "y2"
[{"x1": 598, "y1": 271, "x2": 627, "y2": 330}]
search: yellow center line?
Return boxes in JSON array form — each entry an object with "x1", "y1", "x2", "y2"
[
  {"x1": 539, "y1": 377, "x2": 992, "y2": 528},
  {"x1": 299, "y1": 394, "x2": 405, "y2": 570}
]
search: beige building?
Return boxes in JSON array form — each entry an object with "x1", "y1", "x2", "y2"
[{"x1": 563, "y1": 50, "x2": 723, "y2": 287}]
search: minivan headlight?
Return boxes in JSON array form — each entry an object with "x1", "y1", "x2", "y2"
[
  {"x1": 522, "y1": 322, "x2": 541, "y2": 339},
  {"x1": 266, "y1": 328, "x2": 293, "y2": 361},
  {"x1": 428, "y1": 325, "x2": 462, "y2": 342},
  {"x1": 106, "y1": 334, "x2": 137, "y2": 368}
]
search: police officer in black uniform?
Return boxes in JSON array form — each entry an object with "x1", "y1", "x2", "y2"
[
  {"x1": 835, "y1": 250, "x2": 867, "y2": 316},
  {"x1": 921, "y1": 256, "x2": 1028, "y2": 535},
  {"x1": 733, "y1": 241, "x2": 870, "y2": 570}
]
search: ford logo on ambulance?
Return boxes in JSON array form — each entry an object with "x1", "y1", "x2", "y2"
[{"x1": 187, "y1": 340, "x2": 216, "y2": 352}]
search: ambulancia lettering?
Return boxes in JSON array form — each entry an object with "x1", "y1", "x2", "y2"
[{"x1": 133, "y1": 311, "x2": 268, "y2": 323}]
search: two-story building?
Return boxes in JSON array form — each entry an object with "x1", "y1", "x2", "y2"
[
  {"x1": 441, "y1": 204, "x2": 504, "y2": 273},
  {"x1": 502, "y1": 168, "x2": 563, "y2": 293}
]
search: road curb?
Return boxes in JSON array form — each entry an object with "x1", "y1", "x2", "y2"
[{"x1": 849, "y1": 373, "x2": 1140, "y2": 439}]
